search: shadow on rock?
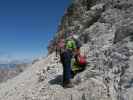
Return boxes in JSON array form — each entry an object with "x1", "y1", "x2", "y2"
[
  {"x1": 125, "y1": 79, "x2": 133, "y2": 88},
  {"x1": 48, "y1": 75, "x2": 63, "y2": 85}
]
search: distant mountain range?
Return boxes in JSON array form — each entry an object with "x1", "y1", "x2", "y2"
[
  {"x1": 0, "y1": 64, "x2": 17, "y2": 69},
  {"x1": 0, "y1": 59, "x2": 32, "y2": 69},
  {"x1": 0, "y1": 63, "x2": 29, "y2": 83}
]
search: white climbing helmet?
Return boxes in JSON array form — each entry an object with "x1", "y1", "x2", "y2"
[{"x1": 73, "y1": 34, "x2": 79, "y2": 39}]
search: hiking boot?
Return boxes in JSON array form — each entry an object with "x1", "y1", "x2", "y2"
[
  {"x1": 63, "y1": 82, "x2": 74, "y2": 88},
  {"x1": 63, "y1": 80, "x2": 74, "y2": 88}
]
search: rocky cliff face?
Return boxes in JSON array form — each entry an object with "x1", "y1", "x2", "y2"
[
  {"x1": 48, "y1": 0, "x2": 133, "y2": 53},
  {"x1": 47, "y1": 1, "x2": 133, "y2": 99},
  {"x1": 0, "y1": 0, "x2": 133, "y2": 100}
]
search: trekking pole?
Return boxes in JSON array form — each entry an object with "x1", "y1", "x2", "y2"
[
  {"x1": 83, "y1": 47, "x2": 85, "y2": 57},
  {"x1": 84, "y1": 47, "x2": 85, "y2": 57}
]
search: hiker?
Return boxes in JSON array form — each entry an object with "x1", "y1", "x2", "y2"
[
  {"x1": 57, "y1": 32, "x2": 79, "y2": 88},
  {"x1": 57, "y1": 31, "x2": 87, "y2": 88},
  {"x1": 65, "y1": 33, "x2": 79, "y2": 79},
  {"x1": 70, "y1": 34, "x2": 87, "y2": 77}
]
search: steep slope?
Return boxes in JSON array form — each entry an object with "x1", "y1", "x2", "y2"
[
  {"x1": 0, "y1": 52, "x2": 111, "y2": 100},
  {"x1": 0, "y1": 53, "x2": 62, "y2": 100},
  {"x1": 0, "y1": 0, "x2": 133, "y2": 100},
  {"x1": 0, "y1": 38, "x2": 133, "y2": 100}
]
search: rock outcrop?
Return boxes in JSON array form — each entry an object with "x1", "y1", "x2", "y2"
[{"x1": 0, "y1": 0, "x2": 133, "y2": 100}]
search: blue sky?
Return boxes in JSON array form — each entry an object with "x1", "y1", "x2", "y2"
[{"x1": 0, "y1": 0, "x2": 70, "y2": 62}]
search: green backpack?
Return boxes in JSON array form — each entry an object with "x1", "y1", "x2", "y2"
[{"x1": 66, "y1": 39, "x2": 76, "y2": 50}]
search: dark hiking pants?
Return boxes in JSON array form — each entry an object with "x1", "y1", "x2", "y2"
[{"x1": 60, "y1": 50, "x2": 73, "y2": 83}]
